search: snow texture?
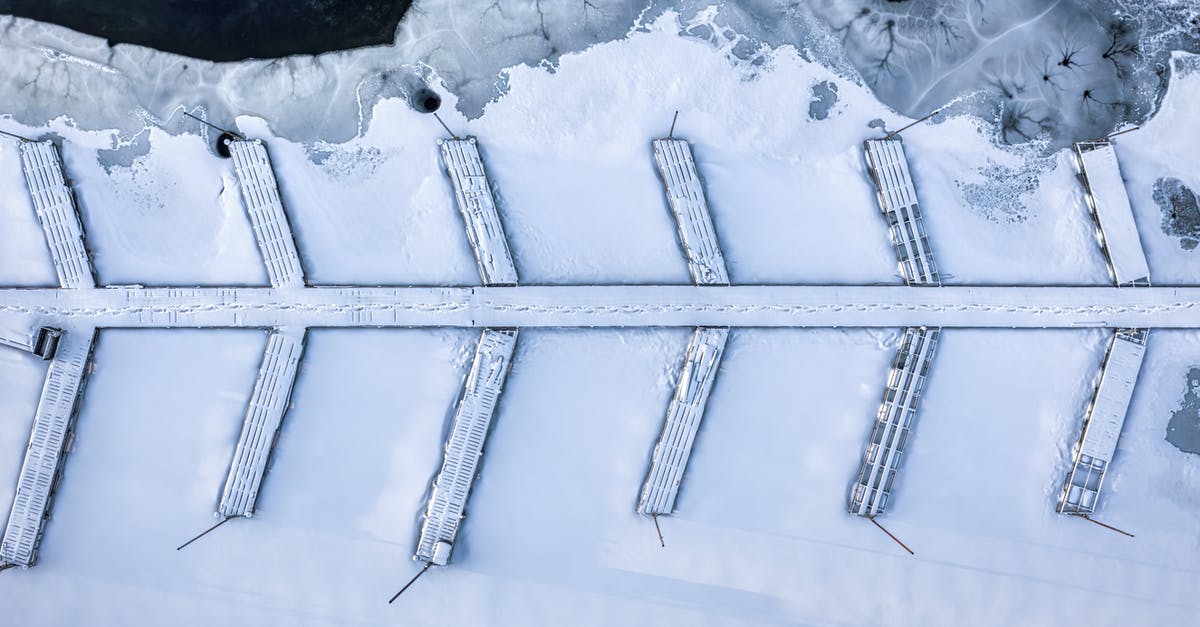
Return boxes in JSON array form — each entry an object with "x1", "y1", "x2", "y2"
[{"x1": 0, "y1": 7, "x2": 1199, "y2": 627}]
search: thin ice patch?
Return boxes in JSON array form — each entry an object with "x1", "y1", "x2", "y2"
[
  {"x1": 955, "y1": 156, "x2": 1054, "y2": 224},
  {"x1": 1152, "y1": 177, "x2": 1200, "y2": 251},
  {"x1": 1166, "y1": 367, "x2": 1200, "y2": 455},
  {"x1": 808, "y1": 80, "x2": 839, "y2": 120}
]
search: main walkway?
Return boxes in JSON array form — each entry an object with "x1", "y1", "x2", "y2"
[{"x1": 0, "y1": 285, "x2": 1196, "y2": 329}]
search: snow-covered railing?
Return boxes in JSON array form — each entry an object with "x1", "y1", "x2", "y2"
[
  {"x1": 850, "y1": 326, "x2": 939, "y2": 518},
  {"x1": 229, "y1": 140, "x2": 306, "y2": 289},
  {"x1": 439, "y1": 138, "x2": 518, "y2": 286},
  {"x1": 0, "y1": 329, "x2": 95, "y2": 568},
  {"x1": 651, "y1": 138, "x2": 730, "y2": 285},
  {"x1": 217, "y1": 330, "x2": 305, "y2": 518},
  {"x1": 19, "y1": 141, "x2": 95, "y2": 289},
  {"x1": 863, "y1": 138, "x2": 940, "y2": 286},
  {"x1": 1073, "y1": 140, "x2": 1151, "y2": 287},
  {"x1": 638, "y1": 326, "x2": 728, "y2": 515},
  {"x1": 1058, "y1": 329, "x2": 1147, "y2": 515},
  {"x1": 415, "y1": 328, "x2": 517, "y2": 566}
]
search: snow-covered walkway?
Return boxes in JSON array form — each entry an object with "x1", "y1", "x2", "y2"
[{"x1": 0, "y1": 285, "x2": 1196, "y2": 329}]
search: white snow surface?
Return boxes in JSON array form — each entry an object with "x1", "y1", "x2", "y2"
[{"x1": 0, "y1": 17, "x2": 1198, "y2": 627}]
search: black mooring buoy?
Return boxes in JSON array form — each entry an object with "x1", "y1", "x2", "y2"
[
  {"x1": 412, "y1": 88, "x2": 441, "y2": 114},
  {"x1": 216, "y1": 132, "x2": 237, "y2": 158}
]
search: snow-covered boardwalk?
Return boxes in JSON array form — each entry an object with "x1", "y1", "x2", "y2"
[
  {"x1": 440, "y1": 138, "x2": 518, "y2": 286},
  {"x1": 218, "y1": 330, "x2": 305, "y2": 518},
  {"x1": 0, "y1": 285, "x2": 1197, "y2": 328},
  {"x1": 0, "y1": 330, "x2": 94, "y2": 568},
  {"x1": 229, "y1": 140, "x2": 306, "y2": 289},
  {"x1": 1058, "y1": 329, "x2": 1147, "y2": 514},
  {"x1": 416, "y1": 328, "x2": 517, "y2": 566},
  {"x1": 651, "y1": 138, "x2": 729, "y2": 285},
  {"x1": 863, "y1": 138, "x2": 940, "y2": 286},
  {"x1": 850, "y1": 327, "x2": 939, "y2": 517},
  {"x1": 1073, "y1": 140, "x2": 1150, "y2": 287},
  {"x1": 19, "y1": 141, "x2": 95, "y2": 289},
  {"x1": 638, "y1": 326, "x2": 728, "y2": 515}
]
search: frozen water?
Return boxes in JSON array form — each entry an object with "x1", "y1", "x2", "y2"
[
  {"x1": 0, "y1": 0, "x2": 1197, "y2": 147},
  {"x1": 807, "y1": 80, "x2": 839, "y2": 120},
  {"x1": 1153, "y1": 177, "x2": 1200, "y2": 250},
  {"x1": 1165, "y1": 367, "x2": 1200, "y2": 455}
]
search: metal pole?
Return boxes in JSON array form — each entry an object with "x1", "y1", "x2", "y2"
[
  {"x1": 433, "y1": 113, "x2": 458, "y2": 140},
  {"x1": 176, "y1": 516, "x2": 233, "y2": 551},
  {"x1": 0, "y1": 128, "x2": 32, "y2": 142},
  {"x1": 868, "y1": 516, "x2": 914, "y2": 555},
  {"x1": 388, "y1": 562, "x2": 433, "y2": 603},
  {"x1": 885, "y1": 110, "x2": 940, "y2": 139},
  {"x1": 1081, "y1": 515, "x2": 1134, "y2": 538},
  {"x1": 183, "y1": 112, "x2": 244, "y2": 140},
  {"x1": 668, "y1": 111, "x2": 679, "y2": 139},
  {"x1": 652, "y1": 514, "x2": 665, "y2": 548}
]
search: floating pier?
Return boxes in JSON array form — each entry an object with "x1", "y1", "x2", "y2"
[
  {"x1": 849, "y1": 326, "x2": 939, "y2": 518},
  {"x1": 863, "y1": 138, "x2": 940, "y2": 286},
  {"x1": 1058, "y1": 329, "x2": 1147, "y2": 515},
  {"x1": 638, "y1": 326, "x2": 728, "y2": 515},
  {"x1": 217, "y1": 330, "x2": 305, "y2": 518},
  {"x1": 638, "y1": 137, "x2": 731, "y2": 520},
  {"x1": 19, "y1": 141, "x2": 95, "y2": 289},
  {"x1": 228, "y1": 140, "x2": 306, "y2": 288},
  {"x1": 1073, "y1": 140, "x2": 1151, "y2": 287},
  {"x1": 439, "y1": 138, "x2": 518, "y2": 287},
  {"x1": 1058, "y1": 138, "x2": 1150, "y2": 517},
  {"x1": 0, "y1": 329, "x2": 95, "y2": 567},
  {"x1": 415, "y1": 328, "x2": 517, "y2": 566},
  {"x1": 411, "y1": 137, "x2": 521, "y2": 568},
  {"x1": 854, "y1": 136, "x2": 943, "y2": 523},
  {"x1": 651, "y1": 138, "x2": 729, "y2": 285}
]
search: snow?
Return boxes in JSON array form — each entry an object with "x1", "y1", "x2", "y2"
[
  {"x1": 1110, "y1": 52, "x2": 1200, "y2": 285},
  {"x1": 1077, "y1": 142, "x2": 1152, "y2": 285},
  {"x1": 0, "y1": 11, "x2": 1198, "y2": 627}
]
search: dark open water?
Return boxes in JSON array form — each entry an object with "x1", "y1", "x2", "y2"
[{"x1": 0, "y1": 0, "x2": 410, "y2": 61}]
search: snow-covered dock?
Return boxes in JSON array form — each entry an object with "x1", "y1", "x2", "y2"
[
  {"x1": 638, "y1": 326, "x2": 728, "y2": 515},
  {"x1": 217, "y1": 330, "x2": 305, "y2": 518},
  {"x1": 18, "y1": 141, "x2": 95, "y2": 289},
  {"x1": 651, "y1": 138, "x2": 729, "y2": 285},
  {"x1": 1058, "y1": 329, "x2": 1147, "y2": 515},
  {"x1": 1073, "y1": 140, "x2": 1150, "y2": 287},
  {"x1": 229, "y1": 140, "x2": 306, "y2": 289},
  {"x1": 849, "y1": 326, "x2": 939, "y2": 517},
  {"x1": 415, "y1": 328, "x2": 517, "y2": 566},
  {"x1": 863, "y1": 138, "x2": 940, "y2": 286},
  {"x1": 439, "y1": 138, "x2": 518, "y2": 286},
  {"x1": 0, "y1": 285, "x2": 1197, "y2": 329},
  {"x1": 0, "y1": 330, "x2": 94, "y2": 568}
]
